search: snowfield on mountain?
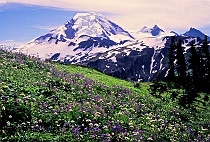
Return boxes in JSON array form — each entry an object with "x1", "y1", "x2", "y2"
[{"x1": 15, "y1": 12, "x2": 210, "y2": 81}]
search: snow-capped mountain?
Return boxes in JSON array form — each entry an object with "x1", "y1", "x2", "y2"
[
  {"x1": 182, "y1": 27, "x2": 210, "y2": 40},
  {"x1": 131, "y1": 25, "x2": 177, "y2": 39},
  {"x1": 32, "y1": 12, "x2": 134, "y2": 44},
  {"x1": 139, "y1": 25, "x2": 164, "y2": 36},
  {"x1": 16, "y1": 12, "x2": 135, "y2": 62},
  {"x1": 15, "y1": 12, "x2": 210, "y2": 82}
]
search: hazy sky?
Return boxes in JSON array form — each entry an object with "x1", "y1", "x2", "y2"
[{"x1": 1, "y1": 0, "x2": 210, "y2": 45}]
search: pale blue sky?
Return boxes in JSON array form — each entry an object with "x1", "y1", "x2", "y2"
[
  {"x1": 1, "y1": 1, "x2": 210, "y2": 45},
  {"x1": 0, "y1": 3, "x2": 77, "y2": 44}
]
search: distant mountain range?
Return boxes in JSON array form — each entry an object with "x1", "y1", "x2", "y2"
[
  {"x1": 139, "y1": 25, "x2": 165, "y2": 36},
  {"x1": 182, "y1": 27, "x2": 210, "y2": 40},
  {"x1": 15, "y1": 12, "x2": 210, "y2": 81}
]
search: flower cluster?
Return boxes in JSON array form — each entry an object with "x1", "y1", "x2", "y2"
[{"x1": 0, "y1": 49, "x2": 209, "y2": 141}]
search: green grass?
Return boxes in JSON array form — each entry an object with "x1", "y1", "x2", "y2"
[
  {"x1": 55, "y1": 63, "x2": 150, "y2": 94},
  {"x1": 0, "y1": 49, "x2": 209, "y2": 141}
]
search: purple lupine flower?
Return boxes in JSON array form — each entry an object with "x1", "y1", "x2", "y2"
[
  {"x1": 43, "y1": 102, "x2": 47, "y2": 109},
  {"x1": 94, "y1": 127, "x2": 101, "y2": 132},
  {"x1": 52, "y1": 109, "x2": 57, "y2": 115},
  {"x1": 63, "y1": 122, "x2": 67, "y2": 127},
  {"x1": 84, "y1": 127, "x2": 88, "y2": 132},
  {"x1": 116, "y1": 125, "x2": 124, "y2": 132},
  {"x1": 5, "y1": 96, "x2": 8, "y2": 102},
  {"x1": 111, "y1": 105, "x2": 114, "y2": 109},
  {"x1": 14, "y1": 94, "x2": 18, "y2": 99},
  {"x1": 14, "y1": 100, "x2": 18, "y2": 106},
  {"x1": 111, "y1": 126, "x2": 117, "y2": 132},
  {"x1": 66, "y1": 105, "x2": 69, "y2": 109},
  {"x1": 81, "y1": 106, "x2": 84, "y2": 111},
  {"x1": 124, "y1": 132, "x2": 128, "y2": 136},
  {"x1": 1, "y1": 96, "x2": 5, "y2": 100},
  {"x1": 104, "y1": 133, "x2": 110, "y2": 138},
  {"x1": 72, "y1": 125, "x2": 80, "y2": 135},
  {"x1": 23, "y1": 98, "x2": 26, "y2": 105}
]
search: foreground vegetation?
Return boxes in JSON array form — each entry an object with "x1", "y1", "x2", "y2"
[{"x1": 0, "y1": 49, "x2": 209, "y2": 141}]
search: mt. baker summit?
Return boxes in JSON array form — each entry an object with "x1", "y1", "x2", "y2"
[{"x1": 33, "y1": 12, "x2": 134, "y2": 44}]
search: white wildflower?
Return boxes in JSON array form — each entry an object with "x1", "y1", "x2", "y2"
[{"x1": 6, "y1": 121, "x2": 10, "y2": 126}]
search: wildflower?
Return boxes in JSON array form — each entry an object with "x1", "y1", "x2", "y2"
[
  {"x1": 133, "y1": 131, "x2": 139, "y2": 136},
  {"x1": 38, "y1": 119, "x2": 42, "y2": 123},
  {"x1": 128, "y1": 122, "x2": 133, "y2": 126},
  {"x1": 125, "y1": 137, "x2": 130, "y2": 140},
  {"x1": 94, "y1": 123, "x2": 99, "y2": 127},
  {"x1": 89, "y1": 123, "x2": 93, "y2": 127},
  {"x1": 14, "y1": 94, "x2": 18, "y2": 99},
  {"x1": 52, "y1": 109, "x2": 57, "y2": 115},
  {"x1": 86, "y1": 119, "x2": 91, "y2": 123},
  {"x1": 1, "y1": 96, "x2": 5, "y2": 100},
  {"x1": 2, "y1": 106, "x2": 5, "y2": 110},
  {"x1": 14, "y1": 100, "x2": 18, "y2": 106},
  {"x1": 20, "y1": 94, "x2": 25, "y2": 97},
  {"x1": 43, "y1": 102, "x2": 47, "y2": 108},
  {"x1": 103, "y1": 125, "x2": 108, "y2": 129},
  {"x1": 23, "y1": 98, "x2": 26, "y2": 105},
  {"x1": 103, "y1": 133, "x2": 110, "y2": 138},
  {"x1": 84, "y1": 127, "x2": 88, "y2": 132},
  {"x1": 60, "y1": 107, "x2": 63, "y2": 112},
  {"x1": 147, "y1": 137, "x2": 153, "y2": 141},
  {"x1": 6, "y1": 121, "x2": 10, "y2": 126},
  {"x1": 9, "y1": 115, "x2": 12, "y2": 119}
]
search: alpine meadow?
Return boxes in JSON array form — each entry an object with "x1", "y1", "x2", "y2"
[{"x1": 1, "y1": 1, "x2": 210, "y2": 141}]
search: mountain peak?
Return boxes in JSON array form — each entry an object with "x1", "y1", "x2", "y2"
[
  {"x1": 183, "y1": 27, "x2": 209, "y2": 39},
  {"x1": 189, "y1": 27, "x2": 196, "y2": 30},
  {"x1": 153, "y1": 25, "x2": 159, "y2": 28},
  {"x1": 72, "y1": 12, "x2": 105, "y2": 21},
  {"x1": 32, "y1": 12, "x2": 134, "y2": 45},
  {"x1": 140, "y1": 25, "x2": 164, "y2": 36}
]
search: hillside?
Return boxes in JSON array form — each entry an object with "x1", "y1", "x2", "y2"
[{"x1": 0, "y1": 49, "x2": 209, "y2": 141}]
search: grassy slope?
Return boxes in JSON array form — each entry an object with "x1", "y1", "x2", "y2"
[
  {"x1": 55, "y1": 64, "x2": 149, "y2": 94},
  {"x1": 0, "y1": 50, "x2": 209, "y2": 141},
  {"x1": 56, "y1": 64, "x2": 134, "y2": 87}
]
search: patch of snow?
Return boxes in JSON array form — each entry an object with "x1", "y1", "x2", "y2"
[
  {"x1": 152, "y1": 70, "x2": 157, "y2": 73},
  {"x1": 159, "y1": 53, "x2": 164, "y2": 70},
  {"x1": 149, "y1": 50, "x2": 156, "y2": 75}
]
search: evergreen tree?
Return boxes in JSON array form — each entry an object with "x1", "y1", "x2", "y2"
[
  {"x1": 176, "y1": 39, "x2": 186, "y2": 80},
  {"x1": 199, "y1": 35, "x2": 210, "y2": 95},
  {"x1": 167, "y1": 36, "x2": 176, "y2": 81},
  {"x1": 188, "y1": 40, "x2": 199, "y2": 82},
  {"x1": 201, "y1": 35, "x2": 210, "y2": 80}
]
